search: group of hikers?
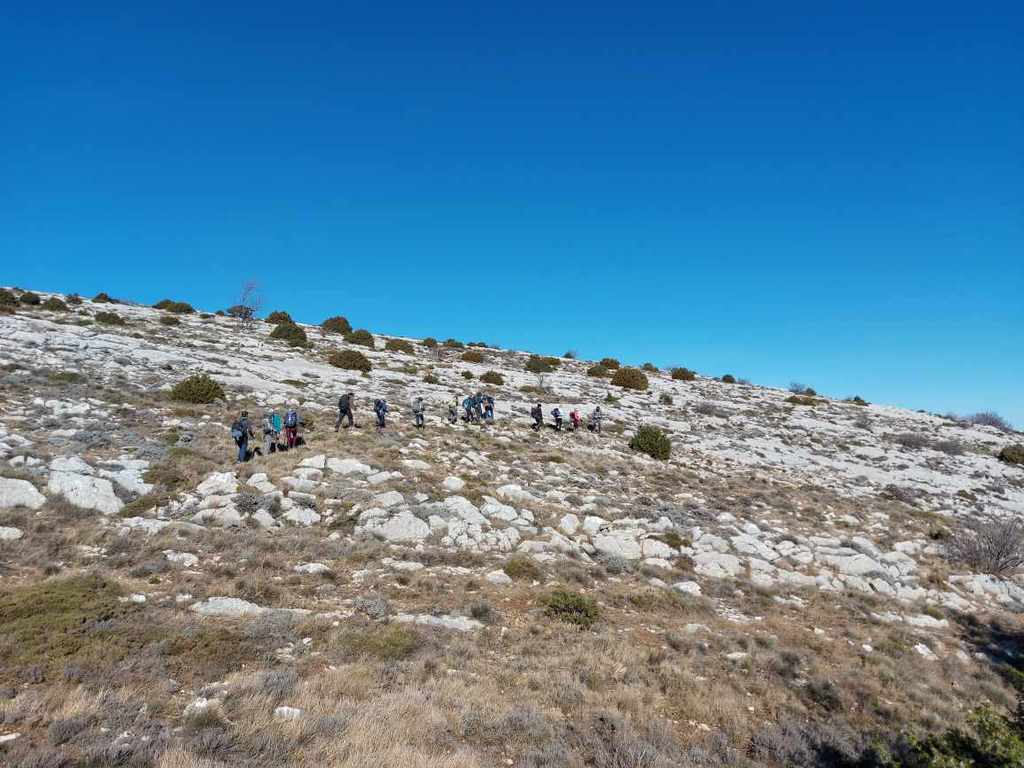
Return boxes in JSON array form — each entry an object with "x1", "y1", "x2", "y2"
[{"x1": 231, "y1": 392, "x2": 604, "y2": 463}]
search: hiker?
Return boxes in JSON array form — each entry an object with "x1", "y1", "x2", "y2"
[
  {"x1": 462, "y1": 396, "x2": 474, "y2": 422},
  {"x1": 531, "y1": 403, "x2": 543, "y2": 431},
  {"x1": 447, "y1": 396, "x2": 459, "y2": 424},
  {"x1": 588, "y1": 406, "x2": 603, "y2": 434},
  {"x1": 569, "y1": 409, "x2": 582, "y2": 431},
  {"x1": 335, "y1": 392, "x2": 356, "y2": 430},
  {"x1": 483, "y1": 394, "x2": 495, "y2": 423},
  {"x1": 261, "y1": 410, "x2": 279, "y2": 454},
  {"x1": 284, "y1": 408, "x2": 300, "y2": 449},
  {"x1": 411, "y1": 396, "x2": 425, "y2": 429},
  {"x1": 374, "y1": 398, "x2": 389, "y2": 431},
  {"x1": 231, "y1": 410, "x2": 255, "y2": 463},
  {"x1": 473, "y1": 392, "x2": 484, "y2": 422},
  {"x1": 551, "y1": 406, "x2": 563, "y2": 431}
]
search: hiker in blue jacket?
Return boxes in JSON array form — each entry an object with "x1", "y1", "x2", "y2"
[
  {"x1": 231, "y1": 411, "x2": 255, "y2": 463},
  {"x1": 374, "y1": 398, "x2": 389, "y2": 432},
  {"x1": 483, "y1": 394, "x2": 495, "y2": 423}
]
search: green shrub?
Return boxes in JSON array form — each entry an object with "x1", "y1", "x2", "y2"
[
  {"x1": 642, "y1": 362, "x2": 658, "y2": 372},
  {"x1": 0, "y1": 304, "x2": 14, "y2": 315},
  {"x1": 170, "y1": 373, "x2": 225, "y2": 404},
  {"x1": 461, "y1": 350, "x2": 485, "y2": 363},
  {"x1": 0, "y1": 289, "x2": 17, "y2": 305},
  {"x1": 328, "y1": 349, "x2": 372, "y2": 372},
  {"x1": 94, "y1": 311, "x2": 125, "y2": 325},
  {"x1": 41, "y1": 297, "x2": 69, "y2": 312},
  {"x1": 345, "y1": 329, "x2": 375, "y2": 347},
  {"x1": 443, "y1": 338, "x2": 465, "y2": 349},
  {"x1": 266, "y1": 310, "x2": 293, "y2": 325},
  {"x1": 564, "y1": 350, "x2": 577, "y2": 359},
  {"x1": 525, "y1": 355, "x2": 554, "y2": 374},
  {"x1": 19, "y1": 291, "x2": 41, "y2": 305},
  {"x1": 611, "y1": 367, "x2": 649, "y2": 391},
  {"x1": 153, "y1": 299, "x2": 194, "y2": 314},
  {"x1": 423, "y1": 373, "x2": 440, "y2": 385},
  {"x1": 385, "y1": 338, "x2": 415, "y2": 354},
  {"x1": 340, "y1": 624, "x2": 421, "y2": 660},
  {"x1": 659, "y1": 393, "x2": 673, "y2": 405},
  {"x1": 999, "y1": 445, "x2": 1024, "y2": 466},
  {"x1": 587, "y1": 364, "x2": 610, "y2": 378},
  {"x1": 846, "y1": 395, "x2": 870, "y2": 406},
  {"x1": 542, "y1": 590, "x2": 600, "y2": 629},
  {"x1": 504, "y1": 556, "x2": 543, "y2": 581},
  {"x1": 900, "y1": 705, "x2": 1024, "y2": 768},
  {"x1": 92, "y1": 292, "x2": 115, "y2": 303},
  {"x1": 159, "y1": 315, "x2": 180, "y2": 326},
  {"x1": 600, "y1": 357, "x2": 621, "y2": 370},
  {"x1": 786, "y1": 395, "x2": 821, "y2": 406},
  {"x1": 721, "y1": 374, "x2": 737, "y2": 384},
  {"x1": 321, "y1": 315, "x2": 352, "y2": 335},
  {"x1": 421, "y1": 337, "x2": 438, "y2": 348},
  {"x1": 671, "y1": 367, "x2": 696, "y2": 381},
  {"x1": 66, "y1": 294, "x2": 82, "y2": 305},
  {"x1": 462, "y1": 370, "x2": 474, "y2": 380},
  {"x1": 480, "y1": 371, "x2": 504, "y2": 385},
  {"x1": 269, "y1": 321, "x2": 308, "y2": 347},
  {"x1": 629, "y1": 424, "x2": 671, "y2": 460}
]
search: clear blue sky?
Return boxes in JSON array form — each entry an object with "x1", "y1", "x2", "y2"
[{"x1": 2, "y1": 2, "x2": 1021, "y2": 425}]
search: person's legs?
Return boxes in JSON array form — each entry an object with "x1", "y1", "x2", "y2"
[
  {"x1": 335, "y1": 410, "x2": 342, "y2": 431},
  {"x1": 237, "y1": 436, "x2": 247, "y2": 463}
]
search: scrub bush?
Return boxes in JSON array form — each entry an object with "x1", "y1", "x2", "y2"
[
  {"x1": 629, "y1": 424, "x2": 671, "y2": 460},
  {"x1": 611, "y1": 367, "x2": 649, "y2": 391},
  {"x1": 321, "y1": 315, "x2": 352, "y2": 334},
  {"x1": 170, "y1": 374, "x2": 225, "y2": 404},
  {"x1": 328, "y1": 350, "x2": 372, "y2": 372},
  {"x1": 345, "y1": 329, "x2": 375, "y2": 347}
]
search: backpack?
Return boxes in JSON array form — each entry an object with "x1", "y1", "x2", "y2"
[
  {"x1": 374, "y1": 399, "x2": 386, "y2": 413},
  {"x1": 230, "y1": 420, "x2": 244, "y2": 441},
  {"x1": 339, "y1": 394, "x2": 350, "y2": 410},
  {"x1": 272, "y1": 413, "x2": 282, "y2": 431},
  {"x1": 285, "y1": 410, "x2": 298, "y2": 428}
]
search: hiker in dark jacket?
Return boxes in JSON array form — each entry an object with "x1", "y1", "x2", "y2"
[
  {"x1": 374, "y1": 398, "x2": 389, "y2": 432},
  {"x1": 588, "y1": 406, "x2": 603, "y2": 434},
  {"x1": 261, "y1": 411, "x2": 280, "y2": 455},
  {"x1": 552, "y1": 407, "x2": 563, "y2": 431},
  {"x1": 411, "y1": 396, "x2": 425, "y2": 429},
  {"x1": 284, "y1": 408, "x2": 300, "y2": 449},
  {"x1": 448, "y1": 397, "x2": 459, "y2": 424},
  {"x1": 531, "y1": 403, "x2": 543, "y2": 431},
  {"x1": 463, "y1": 397, "x2": 474, "y2": 422},
  {"x1": 232, "y1": 411, "x2": 255, "y2": 463},
  {"x1": 483, "y1": 395, "x2": 495, "y2": 423},
  {"x1": 335, "y1": 392, "x2": 356, "y2": 430}
]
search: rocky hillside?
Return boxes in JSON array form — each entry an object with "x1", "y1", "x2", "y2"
[{"x1": 1, "y1": 287, "x2": 1023, "y2": 768}]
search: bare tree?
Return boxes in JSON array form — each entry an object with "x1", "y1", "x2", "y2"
[
  {"x1": 945, "y1": 518, "x2": 1024, "y2": 576},
  {"x1": 226, "y1": 280, "x2": 262, "y2": 330}
]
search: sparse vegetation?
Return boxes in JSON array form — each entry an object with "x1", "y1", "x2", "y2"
[
  {"x1": 170, "y1": 373, "x2": 225, "y2": 403},
  {"x1": 41, "y1": 296, "x2": 69, "y2": 311},
  {"x1": 721, "y1": 374, "x2": 737, "y2": 384},
  {"x1": 345, "y1": 329, "x2": 375, "y2": 347},
  {"x1": 999, "y1": 445, "x2": 1024, "y2": 465},
  {"x1": 542, "y1": 590, "x2": 600, "y2": 628},
  {"x1": 19, "y1": 291, "x2": 41, "y2": 305},
  {"x1": 421, "y1": 336, "x2": 438, "y2": 348},
  {"x1": 525, "y1": 355, "x2": 554, "y2": 374},
  {"x1": 153, "y1": 299, "x2": 195, "y2": 314},
  {"x1": 611, "y1": 367, "x2": 648, "y2": 390},
  {"x1": 629, "y1": 424, "x2": 671, "y2": 460},
  {"x1": 0, "y1": 288, "x2": 17, "y2": 305},
  {"x1": 641, "y1": 362, "x2": 658, "y2": 372},
  {"x1": 321, "y1": 315, "x2": 352, "y2": 334},
  {"x1": 659, "y1": 393, "x2": 673, "y2": 405},
  {"x1": 600, "y1": 357, "x2": 620, "y2": 369},
  {"x1": 504, "y1": 556, "x2": 543, "y2": 581},
  {"x1": 328, "y1": 349, "x2": 372, "y2": 372},
  {"x1": 563, "y1": 349, "x2": 577, "y2": 359},
  {"x1": 785, "y1": 394, "x2": 821, "y2": 406},
  {"x1": 968, "y1": 411, "x2": 1015, "y2": 433},
  {"x1": 480, "y1": 370, "x2": 504, "y2": 385},
  {"x1": 443, "y1": 338, "x2": 465, "y2": 349},
  {"x1": 847, "y1": 395, "x2": 870, "y2": 406},
  {"x1": 587, "y1": 364, "x2": 610, "y2": 378},
  {"x1": 159, "y1": 315, "x2": 180, "y2": 326},
  {"x1": 461, "y1": 350, "x2": 485, "y2": 363},
  {"x1": 265, "y1": 310, "x2": 293, "y2": 325},
  {"x1": 671, "y1": 367, "x2": 696, "y2": 381}
]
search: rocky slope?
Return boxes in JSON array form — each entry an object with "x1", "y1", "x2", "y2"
[{"x1": 1, "y1": 288, "x2": 1022, "y2": 767}]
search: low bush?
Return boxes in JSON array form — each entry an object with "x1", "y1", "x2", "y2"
[
  {"x1": 999, "y1": 445, "x2": 1024, "y2": 465},
  {"x1": 225, "y1": 304, "x2": 253, "y2": 320},
  {"x1": 480, "y1": 370, "x2": 504, "y2": 385},
  {"x1": 462, "y1": 370, "x2": 474, "y2": 380},
  {"x1": 340, "y1": 624, "x2": 421, "y2": 660},
  {"x1": 641, "y1": 362, "x2": 658, "y2": 372},
  {"x1": 154, "y1": 299, "x2": 195, "y2": 314},
  {"x1": 504, "y1": 556, "x2": 543, "y2": 581},
  {"x1": 968, "y1": 411, "x2": 1015, "y2": 433},
  {"x1": 933, "y1": 439, "x2": 965, "y2": 456},
  {"x1": 385, "y1": 338, "x2": 415, "y2": 354},
  {"x1": 629, "y1": 424, "x2": 671, "y2": 460},
  {"x1": 0, "y1": 289, "x2": 17, "y2": 305},
  {"x1": 170, "y1": 374, "x2": 225, "y2": 404},
  {"x1": 671, "y1": 367, "x2": 696, "y2": 381},
  {"x1": 92, "y1": 292, "x2": 116, "y2": 303},
  {"x1": 659, "y1": 393, "x2": 673, "y2": 405},
  {"x1": 269, "y1": 321, "x2": 308, "y2": 347},
  {"x1": 421, "y1": 337, "x2": 438, "y2": 348},
  {"x1": 461, "y1": 350, "x2": 485, "y2": 363},
  {"x1": 600, "y1": 357, "x2": 620, "y2": 369},
  {"x1": 525, "y1": 355, "x2": 554, "y2": 374},
  {"x1": 892, "y1": 432, "x2": 930, "y2": 450},
  {"x1": 159, "y1": 315, "x2": 180, "y2": 326},
  {"x1": 321, "y1": 315, "x2": 352, "y2": 335},
  {"x1": 443, "y1": 338, "x2": 465, "y2": 349},
  {"x1": 587, "y1": 364, "x2": 610, "y2": 378},
  {"x1": 720, "y1": 374, "x2": 737, "y2": 384},
  {"x1": 563, "y1": 349, "x2": 577, "y2": 359},
  {"x1": 785, "y1": 395, "x2": 821, "y2": 406},
  {"x1": 19, "y1": 291, "x2": 41, "y2": 305},
  {"x1": 788, "y1": 382, "x2": 817, "y2": 395},
  {"x1": 423, "y1": 373, "x2": 440, "y2": 384},
  {"x1": 847, "y1": 395, "x2": 870, "y2": 406},
  {"x1": 611, "y1": 367, "x2": 649, "y2": 391},
  {"x1": 94, "y1": 311, "x2": 125, "y2": 325},
  {"x1": 266, "y1": 310, "x2": 293, "y2": 325},
  {"x1": 899, "y1": 705, "x2": 1024, "y2": 767},
  {"x1": 542, "y1": 590, "x2": 600, "y2": 629},
  {"x1": 345, "y1": 329, "x2": 375, "y2": 347},
  {"x1": 66, "y1": 293, "x2": 82, "y2": 305},
  {"x1": 945, "y1": 518, "x2": 1024, "y2": 575},
  {"x1": 328, "y1": 349, "x2": 372, "y2": 372},
  {"x1": 41, "y1": 297, "x2": 69, "y2": 312},
  {"x1": 0, "y1": 304, "x2": 14, "y2": 315}
]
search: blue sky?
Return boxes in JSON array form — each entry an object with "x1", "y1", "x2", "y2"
[{"x1": 2, "y1": 2, "x2": 1021, "y2": 425}]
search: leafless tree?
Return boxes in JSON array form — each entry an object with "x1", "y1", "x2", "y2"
[
  {"x1": 945, "y1": 518, "x2": 1024, "y2": 576},
  {"x1": 227, "y1": 280, "x2": 262, "y2": 330}
]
